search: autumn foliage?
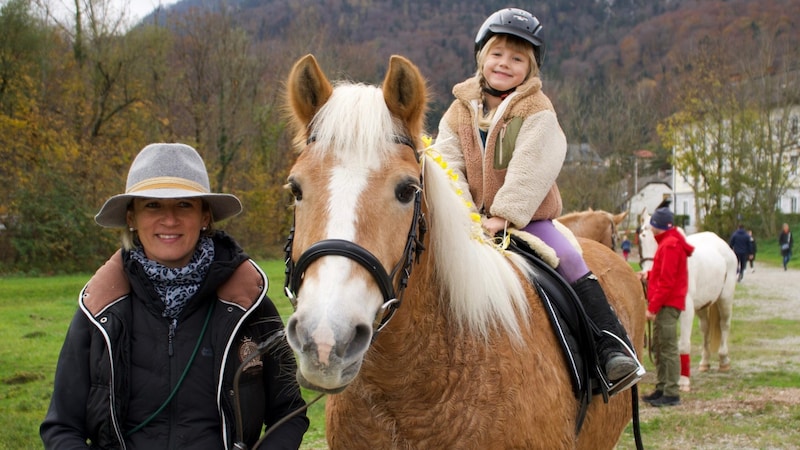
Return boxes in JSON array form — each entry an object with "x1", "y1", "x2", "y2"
[{"x1": 1, "y1": 0, "x2": 799, "y2": 273}]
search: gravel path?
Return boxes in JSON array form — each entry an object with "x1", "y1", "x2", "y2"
[
  {"x1": 733, "y1": 261, "x2": 800, "y2": 320},
  {"x1": 630, "y1": 259, "x2": 800, "y2": 449}
]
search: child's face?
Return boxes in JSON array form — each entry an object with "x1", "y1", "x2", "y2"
[{"x1": 482, "y1": 41, "x2": 531, "y2": 92}]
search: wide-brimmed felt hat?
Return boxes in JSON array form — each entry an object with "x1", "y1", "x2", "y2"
[{"x1": 95, "y1": 143, "x2": 242, "y2": 228}]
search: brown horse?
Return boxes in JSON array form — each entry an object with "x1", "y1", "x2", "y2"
[
  {"x1": 558, "y1": 209, "x2": 628, "y2": 250},
  {"x1": 282, "y1": 54, "x2": 645, "y2": 449}
]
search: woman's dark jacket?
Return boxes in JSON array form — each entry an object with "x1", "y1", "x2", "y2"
[
  {"x1": 40, "y1": 232, "x2": 309, "y2": 449},
  {"x1": 779, "y1": 230, "x2": 793, "y2": 256}
]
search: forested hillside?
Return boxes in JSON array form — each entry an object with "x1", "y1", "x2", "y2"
[
  {"x1": 1, "y1": 0, "x2": 798, "y2": 273},
  {"x1": 165, "y1": 0, "x2": 800, "y2": 117}
]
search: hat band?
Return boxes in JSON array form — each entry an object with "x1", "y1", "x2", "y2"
[{"x1": 127, "y1": 176, "x2": 208, "y2": 194}]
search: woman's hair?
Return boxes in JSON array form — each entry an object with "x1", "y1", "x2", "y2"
[
  {"x1": 121, "y1": 199, "x2": 215, "y2": 250},
  {"x1": 475, "y1": 34, "x2": 539, "y2": 129}
]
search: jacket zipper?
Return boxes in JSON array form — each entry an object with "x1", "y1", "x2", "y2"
[{"x1": 168, "y1": 319, "x2": 176, "y2": 356}]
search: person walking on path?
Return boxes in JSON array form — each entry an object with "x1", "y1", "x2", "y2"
[
  {"x1": 779, "y1": 223, "x2": 793, "y2": 271},
  {"x1": 729, "y1": 224, "x2": 753, "y2": 282},
  {"x1": 748, "y1": 229, "x2": 757, "y2": 272},
  {"x1": 621, "y1": 234, "x2": 632, "y2": 261},
  {"x1": 640, "y1": 205, "x2": 694, "y2": 407}
]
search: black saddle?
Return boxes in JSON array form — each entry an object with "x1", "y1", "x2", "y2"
[{"x1": 506, "y1": 234, "x2": 639, "y2": 434}]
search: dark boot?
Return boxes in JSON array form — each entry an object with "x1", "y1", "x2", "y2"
[
  {"x1": 571, "y1": 273, "x2": 642, "y2": 389},
  {"x1": 642, "y1": 390, "x2": 663, "y2": 402}
]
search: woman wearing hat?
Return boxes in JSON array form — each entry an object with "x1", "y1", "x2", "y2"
[{"x1": 41, "y1": 144, "x2": 308, "y2": 449}]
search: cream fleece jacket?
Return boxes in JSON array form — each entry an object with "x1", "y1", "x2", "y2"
[{"x1": 435, "y1": 75, "x2": 566, "y2": 229}]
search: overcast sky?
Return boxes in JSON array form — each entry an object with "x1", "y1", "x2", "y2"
[
  {"x1": 115, "y1": 0, "x2": 180, "y2": 21},
  {"x1": 31, "y1": 0, "x2": 182, "y2": 25}
]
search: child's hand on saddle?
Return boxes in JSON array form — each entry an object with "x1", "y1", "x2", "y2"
[{"x1": 482, "y1": 216, "x2": 508, "y2": 236}]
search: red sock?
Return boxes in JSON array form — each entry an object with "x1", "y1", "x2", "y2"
[{"x1": 680, "y1": 353, "x2": 690, "y2": 377}]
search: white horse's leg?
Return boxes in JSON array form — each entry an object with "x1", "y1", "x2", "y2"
[
  {"x1": 678, "y1": 302, "x2": 695, "y2": 392},
  {"x1": 717, "y1": 297, "x2": 734, "y2": 372},
  {"x1": 696, "y1": 307, "x2": 711, "y2": 374}
]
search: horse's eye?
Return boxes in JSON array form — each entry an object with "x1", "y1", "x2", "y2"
[
  {"x1": 286, "y1": 180, "x2": 303, "y2": 201},
  {"x1": 395, "y1": 181, "x2": 418, "y2": 204}
]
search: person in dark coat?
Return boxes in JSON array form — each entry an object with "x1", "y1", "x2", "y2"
[
  {"x1": 729, "y1": 224, "x2": 752, "y2": 282},
  {"x1": 779, "y1": 223, "x2": 793, "y2": 271},
  {"x1": 40, "y1": 143, "x2": 309, "y2": 449}
]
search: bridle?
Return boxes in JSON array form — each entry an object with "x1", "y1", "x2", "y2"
[
  {"x1": 283, "y1": 135, "x2": 427, "y2": 337},
  {"x1": 608, "y1": 215, "x2": 618, "y2": 251},
  {"x1": 636, "y1": 225, "x2": 654, "y2": 271}
]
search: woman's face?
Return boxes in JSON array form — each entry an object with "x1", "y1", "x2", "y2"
[
  {"x1": 127, "y1": 198, "x2": 210, "y2": 268},
  {"x1": 482, "y1": 41, "x2": 531, "y2": 92}
]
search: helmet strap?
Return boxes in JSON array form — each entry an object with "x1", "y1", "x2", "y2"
[{"x1": 482, "y1": 85, "x2": 516, "y2": 99}]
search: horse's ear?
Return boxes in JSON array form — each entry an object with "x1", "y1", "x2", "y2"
[
  {"x1": 383, "y1": 55, "x2": 427, "y2": 131},
  {"x1": 287, "y1": 54, "x2": 333, "y2": 128},
  {"x1": 614, "y1": 211, "x2": 628, "y2": 224}
]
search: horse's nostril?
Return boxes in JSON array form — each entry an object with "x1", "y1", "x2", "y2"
[
  {"x1": 340, "y1": 323, "x2": 372, "y2": 360},
  {"x1": 285, "y1": 317, "x2": 303, "y2": 351}
]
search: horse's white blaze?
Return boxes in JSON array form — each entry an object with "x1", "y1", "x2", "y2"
[
  {"x1": 325, "y1": 166, "x2": 369, "y2": 240},
  {"x1": 291, "y1": 163, "x2": 384, "y2": 381}
]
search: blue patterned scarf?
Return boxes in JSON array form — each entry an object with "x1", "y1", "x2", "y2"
[{"x1": 130, "y1": 236, "x2": 215, "y2": 323}]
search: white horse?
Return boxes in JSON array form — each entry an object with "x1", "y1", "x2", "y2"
[{"x1": 637, "y1": 208, "x2": 737, "y2": 391}]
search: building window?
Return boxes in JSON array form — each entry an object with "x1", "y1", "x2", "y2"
[
  {"x1": 793, "y1": 116, "x2": 800, "y2": 137},
  {"x1": 792, "y1": 197, "x2": 798, "y2": 214}
]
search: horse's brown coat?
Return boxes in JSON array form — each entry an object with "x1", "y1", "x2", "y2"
[
  {"x1": 284, "y1": 54, "x2": 645, "y2": 449},
  {"x1": 558, "y1": 209, "x2": 628, "y2": 249}
]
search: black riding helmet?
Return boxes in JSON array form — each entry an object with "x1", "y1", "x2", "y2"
[{"x1": 474, "y1": 8, "x2": 545, "y2": 68}]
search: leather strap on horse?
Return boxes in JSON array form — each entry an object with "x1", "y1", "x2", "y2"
[
  {"x1": 507, "y1": 235, "x2": 644, "y2": 450},
  {"x1": 506, "y1": 236, "x2": 594, "y2": 434},
  {"x1": 285, "y1": 134, "x2": 426, "y2": 336}
]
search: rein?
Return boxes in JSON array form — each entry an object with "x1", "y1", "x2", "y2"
[
  {"x1": 609, "y1": 215, "x2": 618, "y2": 251},
  {"x1": 283, "y1": 135, "x2": 427, "y2": 336}
]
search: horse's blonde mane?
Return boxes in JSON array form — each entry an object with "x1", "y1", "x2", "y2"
[
  {"x1": 308, "y1": 83, "x2": 400, "y2": 169},
  {"x1": 309, "y1": 82, "x2": 531, "y2": 341},
  {"x1": 422, "y1": 152, "x2": 532, "y2": 342}
]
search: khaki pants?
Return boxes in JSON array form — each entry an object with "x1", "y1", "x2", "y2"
[{"x1": 653, "y1": 306, "x2": 681, "y2": 397}]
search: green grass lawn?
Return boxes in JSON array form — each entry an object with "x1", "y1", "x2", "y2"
[
  {"x1": 2, "y1": 240, "x2": 795, "y2": 449},
  {"x1": 0, "y1": 261, "x2": 327, "y2": 449}
]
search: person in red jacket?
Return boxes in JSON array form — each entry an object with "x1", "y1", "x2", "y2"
[{"x1": 640, "y1": 205, "x2": 694, "y2": 407}]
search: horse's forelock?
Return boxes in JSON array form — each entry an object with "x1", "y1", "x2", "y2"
[{"x1": 308, "y1": 83, "x2": 401, "y2": 169}]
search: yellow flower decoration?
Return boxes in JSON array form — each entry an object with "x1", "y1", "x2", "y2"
[{"x1": 420, "y1": 134, "x2": 503, "y2": 249}]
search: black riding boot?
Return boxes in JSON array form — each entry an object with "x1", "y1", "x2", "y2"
[{"x1": 571, "y1": 272, "x2": 641, "y2": 387}]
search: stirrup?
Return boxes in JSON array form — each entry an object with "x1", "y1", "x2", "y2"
[{"x1": 597, "y1": 330, "x2": 645, "y2": 398}]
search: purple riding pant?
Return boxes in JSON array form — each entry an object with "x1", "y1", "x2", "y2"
[{"x1": 521, "y1": 219, "x2": 589, "y2": 284}]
